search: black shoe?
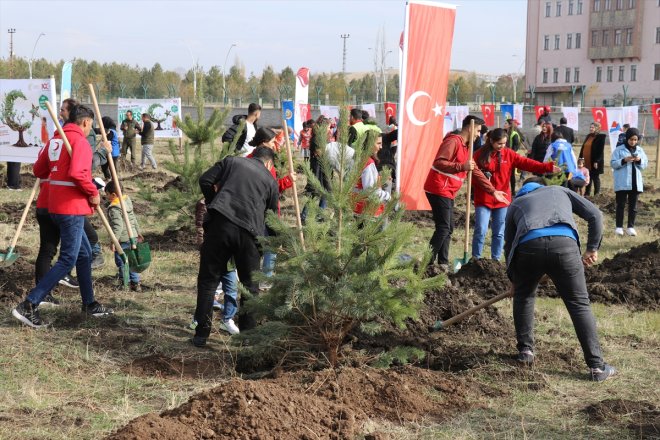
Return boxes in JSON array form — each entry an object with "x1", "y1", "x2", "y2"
[
  {"x1": 90, "y1": 253, "x2": 105, "y2": 269},
  {"x1": 590, "y1": 364, "x2": 617, "y2": 382},
  {"x1": 516, "y1": 350, "x2": 535, "y2": 365},
  {"x1": 82, "y1": 301, "x2": 114, "y2": 317},
  {"x1": 40, "y1": 294, "x2": 61, "y2": 308},
  {"x1": 191, "y1": 336, "x2": 207, "y2": 347},
  {"x1": 59, "y1": 275, "x2": 79, "y2": 289},
  {"x1": 12, "y1": 301, "x2": 47, "y2": 328},
  {"x1": 130, "y1": 282, "x2": 142, "y2": 292}
]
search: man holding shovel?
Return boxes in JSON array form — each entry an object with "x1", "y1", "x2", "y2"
[
  {"x1": 503, "y1": 177, "x2": 616, "y2": 382},
  {"x1": 12, "y1": 105, "x2": 114, "y2": 328},
  {"x1": 423, "y1": 115, "x2": 509, "y2": 271}
]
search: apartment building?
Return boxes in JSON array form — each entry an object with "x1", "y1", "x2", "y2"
[{"x1": 525, "y1": 0, "x2": 660, "y2": 107}]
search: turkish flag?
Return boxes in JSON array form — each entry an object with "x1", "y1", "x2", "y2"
[
  {"x1": 534, "y1": 106, "x2": 545, "y2": 121},
  {"x1": 481, "y1": 104, "x2": 495, "y2": 127},
  {"x1": 384, "y1": 102, "x2": 397, "y2": 125},
  {"x1": 397, "y1": 1, "x2": 456, "y2": 210},
  {"x1": 298, "y1": 103, "x2": 311, "y2": 125},
  {"x1": 652, "y1": 103, "x2": 660, "y2": 130},
  {"x1": 592, "y1": 107, "x2": 608, "y2": 129}
]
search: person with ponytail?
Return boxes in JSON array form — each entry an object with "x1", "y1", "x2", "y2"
[{"x1": 472, "y1": 128, "x2": 560, "y2": 260}]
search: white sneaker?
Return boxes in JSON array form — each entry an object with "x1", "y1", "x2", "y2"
[
  {"x1": 626, "y1": 227, "x2": 637, "y2": 236},
  {"x1": 615, "y1": 228, "x2": 624, "y2": 236},
  {"x1": 220, "y1": 319, "x2": 240, "y2": 335}
]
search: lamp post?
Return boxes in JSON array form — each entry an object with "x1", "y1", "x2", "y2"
[
  {"x1": 29, "y1": 33, "x2": 45, "y2": 79},
  {"x1": 222, "y1": 43, "x2": 237, "y2": 106},
  {"x1": 382, "y1": 50, "x2": 392, "y2": 102},
  {"x1": 510, "y1": 55, "x2": 525, "y2": 103}
]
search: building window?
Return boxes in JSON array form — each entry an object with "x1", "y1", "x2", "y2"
[
  {"x1": 577, "y1": 0, "x2": 583, "y2": 13},
  {"x1": 614, "y1": 29, "x2": 622, "y2": 46},
  {"x1": 543, "y1": 68, "x2": 549, "y2": 83},
  {"x1": 553, "y1": 68, "x2": 559, "y2": 83},
  {"x1": 569, "y1": 0, "x2": 574, "y2": 14},
  {"x1": 630, "y1": 65, "x2": 637, "y2": 81},
  {"x1": 603, "y1": 30, "x2": 609, "y2": 46},
  {"x1": 628, "y1": 0, "x2": 635, "y2": 7},
  {"x1": 616, "y1": 0, "x2": 623, "y2": 9},
  {"x1": 656, "y1": 27, "x2": 660, "y2": 44},
  {"x1": 544, "y1": 35, "x2": 550, "y2": 50},
  {"x1": 592, "y1": 30, "x2": 599, "y2": 47},
  {"x1": 596, "y1": 66, "x2": 602, "y2": 82},
  {"x1": 625, "y1": 28, "x2": 632, "y2": 45},
  {"x1": 555, "y1": 34, "x2": 560, "y2": 49},
  {"x1": 594, "y1": 0, "x2": 600, "y2": 11},
  {"x1": 619, "y1": 65, "x2": 625, "y2": 81},
  {"x1": 557, "y1": 1, "x2": 562, "y2": 15},
  {"x1": 546, "y1": 1, "x2": 551, "y2": 16},
  {"x1": 655, "y1": 64, "x2": 660, "y2": 81},
  {"x1": 607, "y1": 66, "x2": 613, "y2": 82},
  {"x1": 576, "y1": 33, "x2": 582, "y2": 48},
  {"x1": 565, "y1": 68, "x2": 571, "y2": 82},
  {"x1": 567, "y1": 33, "x2": 573, "y2": 49},
  {"x1": 604, "y1": 0, "x2": 611, "y2": 10},
  {"x1": 574, "y1": 67, "x2": 580, "y2": 82}
]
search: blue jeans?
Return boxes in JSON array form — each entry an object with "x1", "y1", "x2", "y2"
[
  {"x1": 217, "y1": 269, "x2": 238, "y2": 321},
  {"x1": 472, "y1": 205, "x2": 507, "y2": 260},
  {"x1": 115, "y1": 242, "x2": 140, "y2": 283},
  {"x1": 262, "y1": 252, "x2": 276, "y2": 277},
  {"x1": 300, "y1": 196, "x2": 328, "y2": 224},
  {"x1": 27, "y1": 214, "x2": 95, "y2": 306}
]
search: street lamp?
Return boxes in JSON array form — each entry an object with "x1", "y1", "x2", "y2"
[
  {"x1": 222, "y1": 43, "x2": 237, "y2": 106},
  {"x1": 29, "y1": 33, "x2": 45, "y2": 79},
  {"x1": 382, "y1": 50, "x2": 392, "y2": 102},
  {"x1": 510, "y1": 55, "x2": 525, "y2": 103}
]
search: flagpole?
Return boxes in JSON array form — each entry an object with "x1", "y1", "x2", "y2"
[{"x1": 655, "y1": 128, "x2": 659, "y2": 179}]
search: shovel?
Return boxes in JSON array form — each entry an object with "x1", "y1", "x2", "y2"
[
  {"x1": 281, "y1": 119, "x2": 305, "y2": 250},
  {"x1": 88, "y1": 85, "x2": 151, "y2": 272},
  {"x1": 432, "y1": 286, "x2": 514, "y2": 331},
  {"x1": 44, "y1": 101, "x2": 131, "y2": 287},
  {"x1": 0, "y1": 178, "x2": 40, "y2": 266},
  {"x1": 453, "y1": 119, "x2": 475, "y2": 273}
]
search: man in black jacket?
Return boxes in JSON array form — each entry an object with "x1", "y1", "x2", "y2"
[
  {"x1": 554, "y1": 117, "x2": 575, "y2": 145},
  {"x1": 192, "y1": 146, "x2": 278, "y2": 346}
]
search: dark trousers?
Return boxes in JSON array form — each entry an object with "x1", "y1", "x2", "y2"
[
  {"x1": 615, "y1": 190, "x2": 639, "y2": 228},
  {"x1": 35, "y1": 211, "x2": 60, "y2": 284},
  {"x1": 6, "y1": 162, "x2": 21, "y2": 188},
  {"x1": 194, "y1": 213, "x2": 261, "y2": 338},
  {"x1": 83, "y1": 217, "x2": 98, "y2": 246},
  {"x1": 426, "y1": 192, "x2": 454, "y2": 265},
  {"x1": 585, "y1": 169, "x2": 600, "y2": 196},
  {"x1": 510, "y1": 171, "x2": 517, "y2": 196},
  {"x1": 510, "y1": 236, "x2": 604, "y2": 369},
  {"x1": 101, "y1": 156, "x2": 119, "y2": 180}
]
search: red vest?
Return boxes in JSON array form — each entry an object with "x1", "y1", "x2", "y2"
[
  {"x1": 423, "y1": 134, "x2": 469, "y2": 200},
  {"x1": 353, "y1": 158, "x2": 384, "y2": 216}
]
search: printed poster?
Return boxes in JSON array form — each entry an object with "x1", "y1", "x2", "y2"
[
  {"x1": 561, "y1": 107, "x2": 579, "y2": 131},
  {"x1": 117, "y1": 98, "x2": 182, "y2": 138}
]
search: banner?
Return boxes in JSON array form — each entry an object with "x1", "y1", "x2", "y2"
[
  {"x1": 0, "y1": 78, "x2": 57, "y2": 163},
  {"x1": 562, "y1": 107, "x2": 579, "y2": 131},
  {"x1": 513, "y1": 104, "x2": 524, "y2": 128},
  {"x1": 384, "y1": 102, "x2": 397, "y2": 125},
  {"x1": 294, "y1": 67, "x2": 310, "y2": 135},
  {"x1": 652, "y1": 103, "x2": 660, "y2": 130},
  {"x1": 606, "y1": 107, "x2": 624, "y2": 152},
  {"x1": 361, "y1": 103, "x2": 376, "y2": 120},
  {"x1": 534, "y1": 106, "x2": 546, "y2": 122},
  {"x1": 443, "y1": 114, "x2": 454, "y2": 136},
  {"x1": 500, "y1": 104, "x2": 514, "y2": 123},
  {"x1": 117, "y1": 98, "x2": 182, "y2": 138},
  {"x1": 622, "y1": 106, "x2": 638, "y2": 129},
  {"x1": 591, "y1": 107, "x2": 608, "y2": 129},
  {"x1": 282, "y1": 100, "x2": 295, "y2": 139},
  {"x1": 481, "y1": 104, "x2": 495, "y2": 127},
  {"x1": 397, "y1": 0, "x2": 456, "y2": 210},
  {"x1": 60, "y1": 62, "x2": 72, "y2": 108},
  {"x1": 298, "y1": 103, "x2": 311, "y2": 126},
  {"x1": 320, "y1": 105, "x2": 339, "y2": 123},
  {"x1": 446, "y1": 105, "x2": 469, "y2": 130}
]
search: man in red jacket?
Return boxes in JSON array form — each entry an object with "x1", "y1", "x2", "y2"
[
  {"x1": 12, "y1": 105, "x2": 113, "y2": 328},
  {"x1": 423, "y1": 115, "x2": 509, "y2": 270}
]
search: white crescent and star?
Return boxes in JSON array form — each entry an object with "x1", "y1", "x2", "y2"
[
  {"x1": 406, "y1": 91, "x2": 443, "y2": 126},
  {"x1": 595, "y1": 109, "x2": 604, "y2": 119}
]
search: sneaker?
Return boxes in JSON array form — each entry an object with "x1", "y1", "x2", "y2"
[
  {"x1": 39, "y1": 294, "x2": 61, "y2": 308},
  {"x1": 220, "y1": 319, "x2": 240, "y2": 335},
  {"x1": 59, "y1": 275, "x2": 79, "y2": 289},
  {"x1": 82, "y1": 301, "x2": 114, "y2": 317},
  {"x1": 626, "y1": 227, "x2": 637, "y2": 236},
  {"x1": 90, "y1": 253, "x2": 105, "y2": 269},
  {"x1": 212, "y1": 300, "x2": 224, "y2": 311},
  {"x1": 614, "y1": 227, "x2": 624, "y2": 236},
  {"x1": 12, "y1": 301, "x2": 47, "y2": 328},
  {"x1": 590, "y1": 364, "x2": 617, "y2": 382},
  {"x1": 130, "y1": 281, "x2": 142, "y2": 292},
  {"x1": 191, "y1": 336, "x2": 207, "y2": 347},
  {"x1": 516, "y1": 350, "x2": 535, "y2": 365},
  {"x1": 259, "y1": 281, "x2": 273, "y2": 291}
]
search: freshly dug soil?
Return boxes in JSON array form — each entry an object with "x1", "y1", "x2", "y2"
[
  {"x1": 142, "y1": 224, "x2": 199, "y2": 252},
  {"x1": 106, "y1": 366, "x2": 491, "y2": 440},
  {"x1": 401, "y1": 209, "x2": 473, "y2": 229},
  {"x1": 0, "y1": 253, "x2": 34, "y2": 303},
  {"x1": 583, "y1": 399, "x2": 659, "y2": 438},
  {"x1": 0, "y1": 202, "x2": 36, "y2": 227}
]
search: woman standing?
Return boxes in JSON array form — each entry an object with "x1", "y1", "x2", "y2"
[
  {"x1": 472, "y1": 128, "x2": 559, "y2": 260},
  {"x1": 529, "y1": 122, "x2": 553, "y2": 164},
  {"x1": 578, "y1": 122, "x2": 606, "y2": 196},
  {"x1": 610, "y1": 128, "x2": 648, "y2": 237}
]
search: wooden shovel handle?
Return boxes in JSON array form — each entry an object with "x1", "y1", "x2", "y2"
[
  {"x1": 463, "y1": 119, "x2": 475, "y2": 255},
  {"x1": 441, "y1": 289, "x2": 513, "y2": 328},
  {"x1": 282, "y1": 119, "x2": 305, "y2": 250},
  {"x1": 8, "y1": 178, "x2": 40, "y2": 250}
]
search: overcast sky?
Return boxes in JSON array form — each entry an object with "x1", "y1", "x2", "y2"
[{"x1": 0, "y1": 0, "x2": 526, "y2": 77}]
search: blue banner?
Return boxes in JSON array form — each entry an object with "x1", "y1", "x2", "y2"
[
  {"x1": 60, "y1": 61, "x2": 72, "y2": 108},
  {"x1": 282, "y1": 100, "x2": 295, "y2": 140},
  {"x1": 500, "y1": 104, "x2": 514, "y2": 122}
]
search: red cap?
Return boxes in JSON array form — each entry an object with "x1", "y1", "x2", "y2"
[
  {"x1": 512, "y1": 119, "x2": 520, "y2": 125},
  {"x1": 544, "y1": 105, "x2": 551, "y2": 112}
]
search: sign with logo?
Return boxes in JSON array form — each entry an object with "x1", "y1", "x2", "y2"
[{"x1": 117, "y1": 98, "x2": 182, "y2": 138}]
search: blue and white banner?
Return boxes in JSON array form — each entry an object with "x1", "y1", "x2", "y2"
[
  {"x1": 282, "y1": 100, "x2": 295, "y2": 140},
  {"x1": 500, "y1": 104, "x2": 514, "y2": 123},
  {"x1": 60, "y1": 61, "x2": 72, "y2": 108}
]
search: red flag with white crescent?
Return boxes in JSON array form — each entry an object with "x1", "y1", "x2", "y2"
[
  {"x1": 384, "y1": 102, "x2": 397, "y2": 125},
  {"x1": 481, "y1": 104, "x2": 495, "y2": 127},
  {"x1": 396, "y1": 1, "x2": 456, "y2": 210},
  {"x1": 592, "y1": 107, "x2": 608, "y2": 129},
  {"x1": 652, "y1": 103, "x2": 660, "y2": 130},
  {"x1": 534, "y1": 106, "x2": 545, "y2": 121}
]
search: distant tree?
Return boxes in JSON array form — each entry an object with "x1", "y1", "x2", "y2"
[{"x1": 260, "y1": 65, "x2": 278, "y2": 102}]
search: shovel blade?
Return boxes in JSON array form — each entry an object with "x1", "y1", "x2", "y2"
[
  {"x1": 0, "y1": 248, "x2": 19, "y2": 267},
  {"x1": 127, "y1": 242, "x2": 151, "y2": 273},
  {"x1": 452, "y1": 253, "x2": 469, "y2": 273}
]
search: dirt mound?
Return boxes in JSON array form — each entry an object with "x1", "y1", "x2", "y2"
[
  {"x1": 142, "y1": 224, "x2": 198, "y2": 252},
  {"x1": 589, "y1": 193, "x2": 660, "y2": 216},
  {"x1": 539, "y1": 240, "x2": 660, "y2": 310},
  {"x1": 401, "y1": 210, "x2": 473, "y2": 229},
  {"x1": 106, "y1": 366, "x2": 489, "y2": 440},
  {"x1": 125, "y1": 354, "x2": 227, "y2": 380},
  {"x1": 123, "y1": 170, "x2": 172, "y2": 186},
  {"x1": 583, "y1": 399, "x2": 659, "y2": 438},
  {"x1": 0, "y1": 202, "x2": 36, "y2": 227},
  {"x1": 0, "y1": 253, "x2": 34, "y2": 303},
  {"x1": 160, "y1": 176, "x2": 188, "y2": 192}
]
